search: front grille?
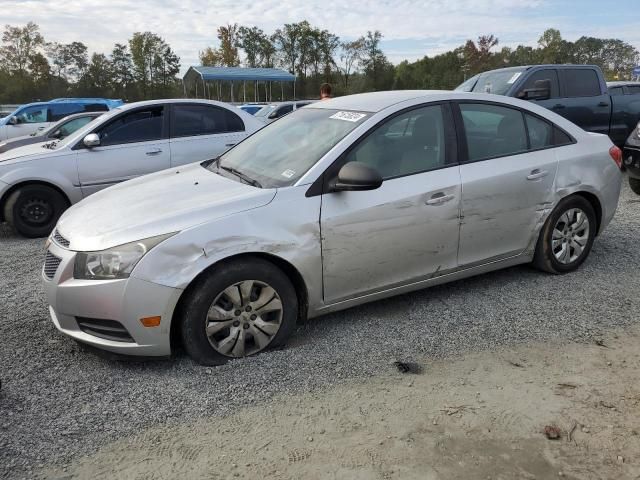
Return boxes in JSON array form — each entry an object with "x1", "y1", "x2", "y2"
[
  {"x1": 52, "y1": 229, "x2": 70, "y2": 248},
  {"x1": 76, "y1": 318, "x2": 135, "y2": 343},
  {"x1": 43, "y1": 251, "x2": 62, "y2": 279}
]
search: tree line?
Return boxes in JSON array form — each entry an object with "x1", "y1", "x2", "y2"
[{"x1": 0, "y1": 21, "x2": 638, "y2": 104}]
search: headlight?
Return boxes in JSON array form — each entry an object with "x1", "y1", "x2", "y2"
[{"x1": 74, "y1": 233, "x2": 176, "y2": 280}]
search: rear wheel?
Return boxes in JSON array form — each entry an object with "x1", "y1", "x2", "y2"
[
  {"x1": 180, "y1": 258, "x2": 298, "y2": 366},
  {"x1": 3, "y1": 185, "x2": 69, "y2": 238},
  {"x1": 533, "y1": 195, "x2": 596, "y2": 274},
  {"x1": 629, "y1": 177, "x2": 640, "y2": 195}
]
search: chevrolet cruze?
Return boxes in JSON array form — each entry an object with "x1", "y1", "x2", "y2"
[{"x1": 42, "y1": 91, "x2": 623, "y2": 365}]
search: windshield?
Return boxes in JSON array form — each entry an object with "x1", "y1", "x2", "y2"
[
  {"x1": 209, "y1": 108, "x2": 369, "y2": 188},
  {"x1": 454, "y1": 74, "x2": 480, "y2": 92},
  {"x1": 469, "y1": 68, "x2": 526, "y2": 95},
  {"x1": 255, "y1": 105, "x2": 278, "y2": 117}
]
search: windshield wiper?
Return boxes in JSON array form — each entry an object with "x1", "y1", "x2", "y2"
[{"x1": 219, "y1": 165, "x2": 262, "y2": 188}]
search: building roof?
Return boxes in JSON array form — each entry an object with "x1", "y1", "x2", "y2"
[{"x1": 185, "y1": 66, "x2": 296, "y2": 82}]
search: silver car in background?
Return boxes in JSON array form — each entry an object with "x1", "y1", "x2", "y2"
[{"x1": 43, "y1": 91, "x2": 623, "y2": 365}]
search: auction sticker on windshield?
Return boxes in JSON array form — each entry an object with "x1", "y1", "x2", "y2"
[
  {"x1": 281, "y1": 169, "x2": 296, "y2": 178},
  {"x1": 329, "y1": 111, "x2": 367, "y2": 122},
  {"x1": 507, "y1": 72, "x2": 522, "y2": 84}
]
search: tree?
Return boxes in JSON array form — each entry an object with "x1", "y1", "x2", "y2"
[
  {"x1": 217, "y1": 24, "x2": 240, "y2": 66},
  {"x1": 339, "y1": 37, "x2": 365, "y2": 90},
  {"x1": 46, "y1": 41, "x2": 89, "y2": 81},
  {"x1": 77, "y1": 53, "x2": 112, "y2": 96},
  {"x1": 129, "y1": 31, "x2": 180, "y2": 98},
  {"x1": 199, "y1": 47, "x2": 223, "y2": 66},
  {"x1": 110, "y1": 43, "x2": 134, "y2": 99},
  {"x1": 361, "y1": 31, "x2": 394, "y2": 90},
  {"x1": 0, "y1": 22, "x2": 44, "y2": 74},
  {"x1": 537, "y1": 28, "x2": 571, "y2": 64},
  {"x1": 464, "y1": 34, "x2": 499, "y2": 74}
]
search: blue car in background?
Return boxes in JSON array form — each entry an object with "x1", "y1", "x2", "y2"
[
  {"x1": 237, "y1": 104, "x2": 263, "y2": 115},
  {"x1": 0, "y1": 98, "x2": 123, "y2": 141}
]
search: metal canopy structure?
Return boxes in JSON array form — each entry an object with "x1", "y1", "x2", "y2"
[{"x1": 183, "y1": 66, "x2": 297, "y2": 103}]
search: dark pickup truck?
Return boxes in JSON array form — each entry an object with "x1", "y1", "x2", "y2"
[{"x1": 456, "y1": 65, "x2": 640, "y2": 147}]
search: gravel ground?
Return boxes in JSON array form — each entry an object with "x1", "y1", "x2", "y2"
[{"x1": 1, "y1": 179, "x2": 638, "y2": 479}]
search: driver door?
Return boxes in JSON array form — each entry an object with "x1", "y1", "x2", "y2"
[
  {"x1": 320, "y1": 103, "x2": 461, "y2": 303},
  {"x1": 75, "y1": 106, "x2": 170, "y2": 197}
]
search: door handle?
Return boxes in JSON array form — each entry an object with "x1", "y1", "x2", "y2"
[
  {"x1": 225, "y1": 143, "x2": 236, "y2": 147},
  {"x1": 426, "y1": 193, "x2": 455, "y2": 205},
  {"x1": 145, "y1": 149, "x2": 162, "y2": 156},
  {"x1": 552, "y1": 104, "x2": 565, "y2": 110},
  {"x1": 527, "y1": 169, "x2": 549, "y2": 181},
  {"x1": 598, "y1": 101, "x2": 609, "y2": 107}
]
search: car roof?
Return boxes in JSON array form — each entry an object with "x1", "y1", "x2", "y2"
[{"x1": 309, "y1": 90, "x2": 453, "y2": 113}]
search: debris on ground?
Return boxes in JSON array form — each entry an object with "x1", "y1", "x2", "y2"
[
  {"x1": 393, "y1": 361, "x2": 423, "y2": 374},
  {"x1": 594, "y1": 339, "x2": 609, "y2": 348},
  {"x1": 544, "y1": 425, "x2": 562, "y2": 440}
]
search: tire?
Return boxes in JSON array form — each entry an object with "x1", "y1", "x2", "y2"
[
  {"x1": 533, "y1": 195, "x2": 596, "y2": 274},
  {"x1": 180, "y1": 257, "x2": 298, "y2": 366},
  {"x1": 630, "y1": 177, "x2": 640, "y2": 195},
  {"x1": 3, "y1": 185, "x2": 69, "y2": 238}
]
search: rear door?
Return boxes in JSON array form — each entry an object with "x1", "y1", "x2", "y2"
[
  {"x1": 456, "y1": 102, "x2": 559, "y2": 266},
  {"x1": 557, "y1": 68, "x2": 610, "y2": 135},
  {"x1": 169, "y1": 103, "x2": 247, "y2": 166},
  {"x1": 76, "y1": 105, "x2": 170, "y2": 196}
]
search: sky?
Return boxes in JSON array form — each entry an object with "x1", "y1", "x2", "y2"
[{"x1": 3, "y1": 0, "x2": 640, "y2": 74}]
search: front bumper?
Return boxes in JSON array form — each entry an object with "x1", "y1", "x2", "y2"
[
  {"x1": 624, "y1": 146, "x2": 640, "y2": 179},
  {"x1": 42, "y1": 240, "x2": 183, "y2": 356}
]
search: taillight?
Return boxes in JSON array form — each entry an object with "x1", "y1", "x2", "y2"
[{"x1": 609, "y1": 146, "x2": 623, "y2": 169}]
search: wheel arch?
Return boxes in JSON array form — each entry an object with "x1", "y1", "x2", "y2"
[
  {"x1": 572, "y1": 190, "x2": 602, "y2": 235},
  {"x1": 0, "y1": 180, "x2": 72, "y2": 222},
  {"x1": 169, "y1": 252, "x2": 309, "y2": 353}
]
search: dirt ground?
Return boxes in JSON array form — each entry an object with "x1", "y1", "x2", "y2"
[{"x1": 43, "y1": 326, "x2": 640, "y2": 480}]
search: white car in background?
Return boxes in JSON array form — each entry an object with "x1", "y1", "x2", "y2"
[
  {"x1": 254, "y1": 100, "x2": 317, "y2": 123},
  {"x1": 0, "y1": 99, "x2": 263, "y2": 237}
]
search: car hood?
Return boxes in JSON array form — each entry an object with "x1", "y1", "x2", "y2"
[
  {"x1": 0, "y1": 135, "x2": 41, "y2": 153},
  {"x1": 56, "y1": 162, "x2": 277, "y2": 251},
  {"x1": 0, "y1": 141, "x2": 54, "y2": 163}
]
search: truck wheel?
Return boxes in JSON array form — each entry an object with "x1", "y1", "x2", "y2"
[
  {"x1": 533, "y1": 195, "x2": 596, "y2": 274},
  {"x1": 3, "y1": 185, "x2": 69, "y2": 238},
  {"x1": 630, "y1": 177, "x2": 640, "y2": 195}
]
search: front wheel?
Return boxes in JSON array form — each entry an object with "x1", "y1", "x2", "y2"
[
  {"x1": 3, "y1": 185, "x2": 69, "y2": 238},
  {"x1": 533, "y1": 195, "x2": 596, "y2": 274},
  {"x1": 180, "y1": 258, "x2": 298, "y2": 366},
  {"x1": 629, "y1": 177, "x2": 640, "y2": 195}
]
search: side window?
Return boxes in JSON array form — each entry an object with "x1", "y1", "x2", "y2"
[
  {"x1": 460, "y1": 103, "x2": 527, "y2": 161},
  {"x1": 171, "y1": 105, "x2": 245, "y2": 138},
  {"x1": 343, "y1": 105, "x2": 446, "y2": 179},
  {"x1": 524, "y1": 113, "x2": 553, "y2": 149},
  {"x1": 609, "y1": 86, "x2": 624, "y2": 96},
  {"x1": 553, "y1": 128, "x2": 573, "y2": 146},
  {"x1": 519, "y1": 70, "x2": 560, "y2": 98},
  {"x1": 561, "y1": 69, "x2": 601, "y2": 97},
  {"x1": 98, "y1": 107, "x2": 164, "y2": 146},
  {"x1": 49, "y1": 103, "x2": 85, "y2": 122},
  {"x1": 15, "y1": 105, "x2": 48, "y2": 124},
  {"x1": 627, "y1": 86, "x2": 640, "y2": 94},
  {"x1": 276, "y1": 105, "x2": 294, "y2": 118},
  {"x1": 55, "y1": 117, "x2": 95, "y2": 138}
]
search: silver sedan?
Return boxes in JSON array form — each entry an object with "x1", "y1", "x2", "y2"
[{"x1": 42, "y1": 91, "x2": 623, "y2": 365}]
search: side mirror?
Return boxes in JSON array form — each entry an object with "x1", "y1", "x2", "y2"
[
  {"x1": 519, "y1": 79, "x2": 551, "y2": 101},
  {"x1": 331, "y1": 162, "x2": 383, "y2": 192},
  {"x1": 83, "y1": 133, "x2": 100, "y2": 148},
  {"x1": 7, "y1": 116, "x2": 18, "y2": 125},
  {"x1": 268, "y1": 111, "x2": 278, "y2": 120},
  {"x1": 50, "y1": 130, "x2": 62, "y2": 139}
]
